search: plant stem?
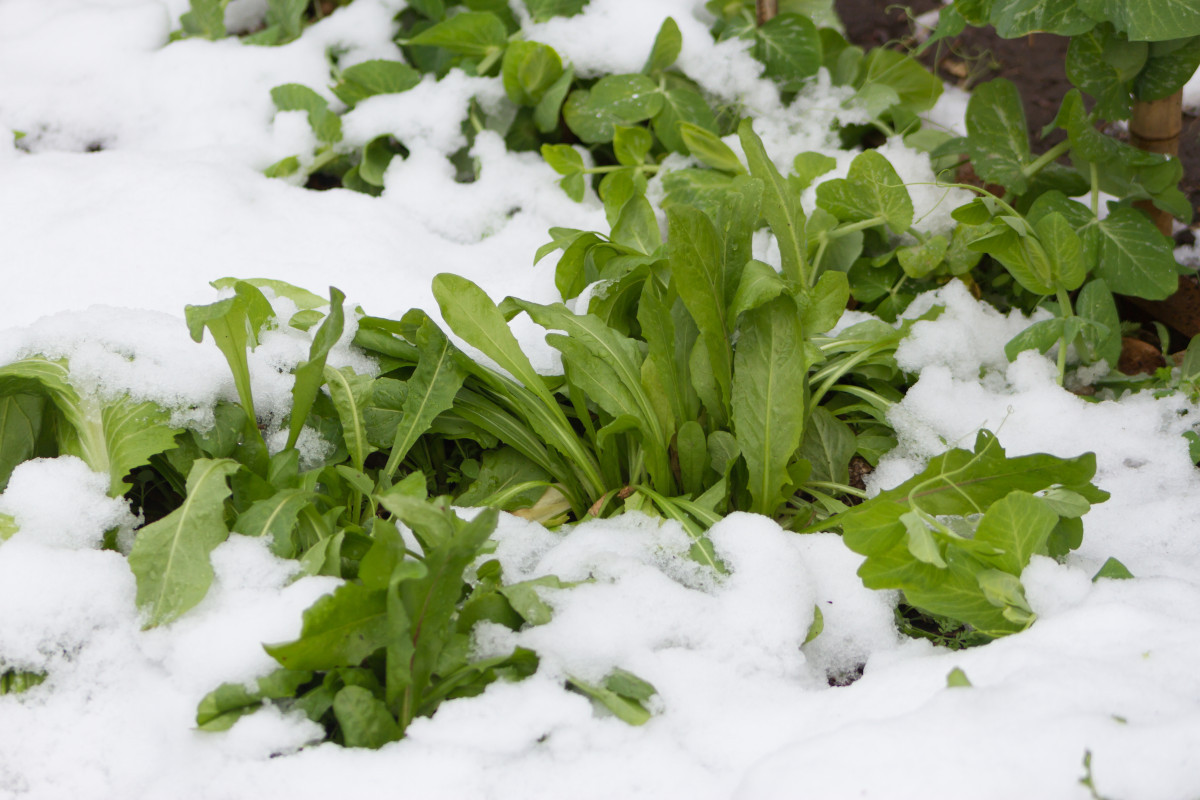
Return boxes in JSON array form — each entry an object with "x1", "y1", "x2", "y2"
[
  {"x1": 307, "y1": 147, "x2": 340, "y2": 174},
  {"x1": 811, "y1": 233, "x2": 829, "y2": 277},
  {"x1": 829, "y1": 382, "x2": 897, "y2": 416},
  {"x1": 1090, "y1": 162, "x2": 1100, "y2": 218},
  {"x1": 476, "y1": 47, "x2": 503, "y2": 77},
  {"x1": 917, "y1": 179, "x2": 1025, "y2": 220},
  {"x1": 1021, "y1": 139, "x2": 1071, "y2": 180},
  {"x1": 631, "y1": 485, "x2": 723, "y2": 568},
  {"x1": 584, "y1": 164, "x2": 660, "y2": 175},
  {"x1": 1055, "y1": 286, "x2": 1075, "y2": 386},
  {"x1": 809, "y1": 340, "x2": 897, "y2": 410},
  {"x1": 906, "y1": 227, "x2": 929, "y2": 245},
  {"x1": 870, "y1": 119, "x2": 897, "y2": 139},
  {"x1": 806, "y1": 480, "x2": 868, "y2": 499},
  {"x1": 467, "y1": 105, "x2": 484, "y2": 135},
  {"x1": 829, "y1": 215, "x2": 888, "y2": 237}
]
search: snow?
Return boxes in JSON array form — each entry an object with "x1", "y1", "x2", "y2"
[
  {"x1": 1, "y1": 1, "x2": 1199, "y2": 799},
  {"x1": 1186, "y1": 65, "x2": 1200, "y2": 114},
  {"x1": 0, "y1": 457, "x2": 136, "y2": 550}
]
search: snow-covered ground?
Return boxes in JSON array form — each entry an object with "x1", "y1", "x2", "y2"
[{"x1": 1, "y1": 2, "x2": 1199, "y2": 798}]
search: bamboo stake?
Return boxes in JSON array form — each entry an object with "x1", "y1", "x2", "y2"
[
  {"x1": 1125, "y1": 89, "x2": 1200, "y2": 336},
  {"x1": 756, "y1": 0, "x2": 777, "y2": 25},
  {"x1": 1130, "y1": 89, "x2": 1184, "y2": 236}
]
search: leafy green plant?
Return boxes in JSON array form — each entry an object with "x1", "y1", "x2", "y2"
[
  {"x1": 249, "y1": 0, "x2": 944, "y2": 204},
  {"x1": 543, "y1": 3, "x2": 944, "y2": 202},
  {"x1": 708, "y1": 0, "x2": 945, "y2": 142},
  {"x1": 913, "y1": 71, "x2": 1187, "y2": 382},
  {"x1": 197, "y1": 494, "x2": 534, "y2": 745},
  {"x1": 906, "y1": 0, "x2": 1199, "y2": 379},
  {"x1": 129, "y1": 458, "x2": 241, "y2": 628},
  {"x1": 930, "y1": 0, "x2": 1200, "y2": 112},
  {"x1": 708, "y1": 1, "x2": 825, "y2": 94},
  {"x1": 177, "y1": 0, "x2": 351, "y2": 44},
  {"x1": 808, "y1": 430, "x2": 1108, "y2": 641},
  {"x1": 197, "y1": 482, "x2": 658, "y2": 745},
  {"x1": 807, "y1": 60, "x2": 1190, "y2": 385},
  {"x1": 124, "y1": 279, "x2": 470, "y2": 630},
  {"x1": 928, "y1": 0, "x2": 1200, "y2": 196},
  {"x1": 264, "y1": 14, "x2": 729, "y2": 194},
  {"x1": 265, "y1": 65, "x2": 420, "y2": 191},
  {"x1": 341, "y1": 121, "x2": 924, "y2": 547},
  {"x1": 4, "y1": 1, "x2": 1121, "y2": 665},
  {"x1": 0, "y1": 358, "x2": 180, "y2": 496},
  {"x1": 0, "y1": 667, "x2": 46, "y2": 695}
]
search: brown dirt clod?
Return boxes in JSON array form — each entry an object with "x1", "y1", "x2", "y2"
[{"x1": 1118, "y1": 337, "x2": 1167, "y2": 375}]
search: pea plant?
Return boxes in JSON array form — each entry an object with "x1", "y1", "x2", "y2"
[
  {"x1": 807, "y1": 430, "x2": 1107, "y2": 643},
  {"x1": 252, "y1": 0, "x2": 952, "y2": 201},
  {"x1": 930, "y1": 0, "x2": 1200, "y2": 146},
  {"x1": 901, "y1": 0, "x2": 1200, "y2": 380},
  {"x1": 259, "y1": 12, "x2": 732, "y2": 191},
  {"x1": 177, "y1": 0, "x2": 354, "y2": 44}
]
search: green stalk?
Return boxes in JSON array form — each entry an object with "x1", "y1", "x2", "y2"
[
  {"x1": 470, "y1": 368, "x2": 606, "y2": 503},
  {"x1": 1021, "y1": 139, "x2": 1071, "y2": 180},
  {"x1": 628, "y1": 448, "x2": 647, "y2": 489},
  {"x1": 307, "y1": 147, "x2": 340, "y2": 174},
  {"x1": 631, "y1": 485, "x2": 724, "y2": 570},
  {"x1": 1090, "y1": 162, "x2": 1100, "y2": 218},
  {"x1": 810, "y1": 233, "x2": 829, "y2": 278},
  {"x1": 584, "y1": 164, "x2": 660, "y2": 175},
  {"x1": 1055, "y1": 287, "x2": 1075, "y2": 386},
  {"x1": 474, "y1": 480, "x2": 553, "y2": 510},
  {"x1": 805, "y1": 480, "x2": 867, "y2": 499},
  {"x1": 828, "y1": 215, "x2": 889, "y2": 237},
  {"x1": 908, "y1": 180, "x2": 1023, "y2": 219},
  {"x1": 869, "y1": 119, "x2": 896, "y2": 139},
  {"x1": 476, "y1": 47, "x2": 503, "y2": 76},
  {"x1": 795, "y1": 485, "x2": 850, "y2": 516},
  {"x1": 824, "y1": 383, "x2": 896, "y2": 415},
  {"x1": 906, "y1": 434, "x2": 998, "y2": 515},
  {"x1": 906, "y1": 227, "x2": 929, "y2": 245},
  {"x1": 567, "y1": 382, "x2": 600, "y2": 447},
  {"x1": 809, "y1": 340, "x2": 899, "y2": 409}
]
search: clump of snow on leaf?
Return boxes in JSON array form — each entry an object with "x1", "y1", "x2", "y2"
[
  {"x1": 482, "y1": 512, "x2": 820, "y2": 685},
  {"x1": 876, "y1": 282, "x2": 1200, "y2": 580},
  {"x1": 0, "y1": 456, "x2": 136, "y2": 550},
  {"x1": 792, "y1": 532, "x2": 901, "y2": 678},
  {"x1": 897, "y1": 280, "x2": 1051, "y2": 379}
]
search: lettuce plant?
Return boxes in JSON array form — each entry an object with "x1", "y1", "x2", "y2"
[
  {"x1": 0, "y1": 359, "x2": 179, "y2": 496},
  {"x1": 197, "y1": 482, "x2": 658, "y2": 746}
]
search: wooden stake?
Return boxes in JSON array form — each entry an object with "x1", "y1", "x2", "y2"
[
  {"x1": 1130, "y1": 89, "x2": 1184, "y2": 237},
  {"x1": 756, "y1": 0, "x2": 778, "y2": 25},
  {"x1": 1126, "y1": 89, "x2": 1199, "y2": 337}
]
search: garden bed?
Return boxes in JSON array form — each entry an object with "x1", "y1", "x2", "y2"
[{"x1": 1, "y1": 1, "x2": 1199, "y2": 798}]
